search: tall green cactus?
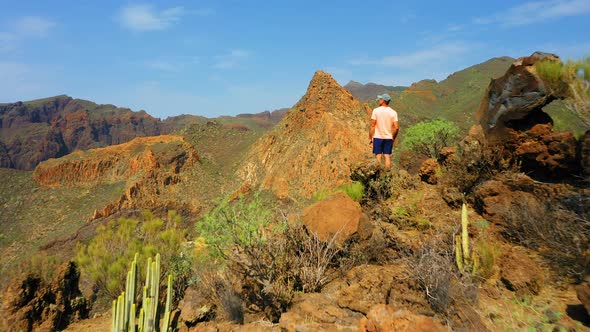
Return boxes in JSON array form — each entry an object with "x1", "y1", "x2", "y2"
[
  {"x1": 111, "y1": 253, "x2": 174, "y2": 332},
  {"x1": 455, "y1": 203, "x2": 479, "y2": 274}
]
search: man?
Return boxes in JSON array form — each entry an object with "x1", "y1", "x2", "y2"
[{"x1": 369, "y1": 93, "x2": 399, "y2": 169}]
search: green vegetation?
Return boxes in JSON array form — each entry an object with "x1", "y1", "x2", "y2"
[
  {"x1": 312, "y1": 181, "x2": 365, "y2": 202},
  {"x1": 455, "y1": 204, "x2": 479, "y2": 274},
  {"x1": 194, "y1": 195, "x2": 342, "y2": 321},
  {"x1": 402, "y1": 119, "x2": 460, "y2": 158},
  {"x1": 536, "y1": 57, "x2": 590, "y2": 129},
  {"x1": 76, "y1": 211, "x2": 186, "y2": 297},
  {"x1": 111, "y1": 253, "x2": 173, "y2": 332},
  {"x1": 195, "y1": 195, "x2": 273, "y2": 259}
]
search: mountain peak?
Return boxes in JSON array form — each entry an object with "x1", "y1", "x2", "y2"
[{"x1": 237, "y1": 71, "x2": 372, "y2": 199}]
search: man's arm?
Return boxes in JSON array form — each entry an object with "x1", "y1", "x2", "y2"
[
  {"x1": 369, "y1": 119, "x2": 377, "y2": 144},
  {"x1": 392, "y1": 120, "x2": 399, "y2": 145}
]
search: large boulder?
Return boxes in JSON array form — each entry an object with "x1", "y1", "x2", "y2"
[
  {"x1": 279, "y1": 293, "x2": 364, "y2": 332},
  {"x1": 358, "y1": 305, "x2": 448, "y2": 332},
  {"x1": 337, "y1": 265, "x2": 397, "y2": 314},
  {"x1": 476, "y1": 52, "x2": 582, "y2": 180},
  {"x1": 302, "y1": 192, "x2": 373, "y2": 245},
  {"x1": 478, "y1": 52, "x2": 563, "y2": 136}
]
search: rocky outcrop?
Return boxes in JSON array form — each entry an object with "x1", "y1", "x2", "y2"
[
  {"x1": 238, "y1": 70, "x2": 373, "y2": 199},
  {"x1": 476, "y1": 52, "x2": 582, "y2": 180},
  {"x1": 478, "y1": 52, "x2": 564, "y2": 136},
  {"x1": 1, "y1": 262, "x2": 88, "y2": 332},
  {"x1": 0, "y1": 96, "x2": 162, "y2": 170},
  {"x1": 500, "y1": 247, "x2": 544, "y2": 296},
  {"x1": 32, "y1": 135, "x2": 201, "y2": 221},
  {"x1": 419, "y1": 158, "x2": 439, "y2": 184},
  {"x1": 301, "y1": 192, "x2": 372, "y2": 245},
  {"x1": 576, "y1": 276, "x2": 590, "y2": 316},
  {"x1": 359, "y1": 305, "x2": 448, "y2": 332}
]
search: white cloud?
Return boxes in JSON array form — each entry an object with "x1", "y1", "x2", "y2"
[
  {"x1": 213, "y1": 49, "x2": 251, "y2": 69},
  {"x1": 118, "y1": 4, "x2": 186, "y2": 31},
  {"x1": 348, "y1": 42, "x2": 470, "y2": 68},
  {"x1": 0, "y1": 16, "x2": 55, "y2": 53},
  {"x1": 474, "y1": 0, "x2": 590, "y2": 27}
]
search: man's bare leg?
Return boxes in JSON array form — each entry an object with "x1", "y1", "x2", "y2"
[
  {"x1": 376, "y1": 154, "x2": 382, "y2": 165},
  {"x1": 384, "y1": 154, "x2": 391, "y2": 169}
]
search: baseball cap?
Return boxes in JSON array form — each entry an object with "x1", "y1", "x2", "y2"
[{"x1": 376, "y1": 94, "x2": 391, "y2": 102}]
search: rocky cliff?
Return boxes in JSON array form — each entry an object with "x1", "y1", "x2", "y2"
[
  {"x1": 238, "y1": 71, "x2": 373, "y2": 200},
  {"x1": 33, "y1": 135, "x2": 202, "y2": 220},
  {"x1": 0, "y1": 96, "x2": 162, "y2": 170},
  {"x1": 476, "y1": 52, "x2": 583, "y2": 180}
]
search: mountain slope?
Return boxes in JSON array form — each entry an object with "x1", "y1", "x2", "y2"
[
  {"x1": 238, "y1": 71, "x2": 373, "y2": 200},
  {"x1": 344, "y1": 81, "x2": 408, "y2": 102},
  {"x1": 0, "y1": 96, "x2": 162, "y2": 170},
  {"x1": 391, "y1": 57, "x2": 515, "y2": 131}
]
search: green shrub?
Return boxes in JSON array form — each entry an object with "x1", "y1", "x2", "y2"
[
  {"x1": 76, "y1": 210, "x2": 186, "y2": 298},
  {"x1": 402, "y1": 119, "x2": 460, "y2": 158},
  {"x1": 195, "y1": 196, "x2": 342, "y2": 322},
  {"x1": 195, "y1": 195, "x2": 273, "y2": 259},
  {"x1": 536, "y1": 60, "x2": 567, "y2": 92},
  {"x1": 339, "y1": 181, "x2": 364, "y2": 202}
]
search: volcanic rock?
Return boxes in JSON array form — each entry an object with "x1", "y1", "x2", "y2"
[
  {"x1": 576, "y1": 276, "x2": 590, "y2": 316},
  {"x1": 238, "y1": 70, "x2": 373, "y2": 200},
  {"x1": 500, "y1": 247, "x2": 544, "y2": 296},
  {"x1": 358, "y1": 305, "x2": 448, "y2": 332},
  {"x1": 476, "y1": 52, "x2": 581, "y2": 180},
  {"x1": 0, "y1": 96, "x2": 162, "y2": 170},
  {"x1": 32, "y1": 135, "x2": 201, "y2": 220},
  {"x1": 1, "y1": 262, "x2": 88, "y2": 332},
  {"x1": 418, "y1": 158, "x2": 439, "y2": 184},
  {"x1": 301, "y1": 192, "x2": 372, "y2": 245},
  {"x1": 478, "y1": 52, "x2": 563, "y2": 136}
]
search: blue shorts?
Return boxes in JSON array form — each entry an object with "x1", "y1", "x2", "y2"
[{"x1": 373, "y1": 138, "x2": 394, "y2": 155}]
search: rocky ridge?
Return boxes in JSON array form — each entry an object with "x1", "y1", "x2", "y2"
[
  {"x1": 32, "y1": 135, "x2": 202, "y2": 221},
  {"x1": 238, "y1": 70, "x2": 373, "y2": 200}
]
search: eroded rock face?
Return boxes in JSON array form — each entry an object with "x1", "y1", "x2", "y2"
[
  {"x1": 238, "y1": 70, "x2": 373, "y2": 200},
  {"x1": 419, "y1": 158, "x2": 439, "y2": 184},
  {"x1": 32, "y1": 135, "x2": 201, "y2": 221},
  {"x1": 359, "y1": 305, "x2": 448, "y2": 332},
  {"x1": 576, "y1": 276, "x2": 590, "y2": 316},
  {"x1": 278, "y1": 293, "x2": 364, "y2": 332},
  {"x1": 302, "y1": 192, "x2": 372, "y2": 245},
  {"x1": 478, "y1": 52, "x2": 563, "y2": 136},
  {"x1": 476, "y1": 52, "x2": 582, "y2": 180},
  {"x1": 500, "y1": 247, "x2": 544, "y2": 296},
  {"x1": 0, "y1": 96, "x2": 162, "y2": 170},
  {"x1": 1, "y1": 262, "x2": 88, "y2": 332}
]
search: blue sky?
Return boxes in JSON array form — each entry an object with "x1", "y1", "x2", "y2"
[{"x1": 1, "y1": 0, "x2": 589, "y2": 119}]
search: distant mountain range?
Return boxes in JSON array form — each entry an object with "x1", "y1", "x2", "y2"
[
  {"x1": 343, "y1": 81, "x2": 408, "y2": 101},
  {"x1": 0, "y1": 96, "x2": 287, "y2": 170}
]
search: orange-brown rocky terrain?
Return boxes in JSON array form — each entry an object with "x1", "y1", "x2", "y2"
[
  {"x1": 33, "y1": 135, "x2": 202, "y2": 220},
  {"x1": 238, "y1": 70, "x2": 373, "y2": 200},
  {"x1": 2, "y1": 53, "x2": 590, "y2": 332}
]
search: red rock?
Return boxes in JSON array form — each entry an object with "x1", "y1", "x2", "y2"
[
  {"x1": 576, "y1": 276, "x2": 590, "y2": 315},
  {"x1": 359, "y1": 305, "x2": 448, "y2": 332},
  {"x1": 238, "y1": 70, "x2": 373, "y2": 200},
  {"x1": 419, "y1": 158, "x2": 439, "y2": 184},
  {"x1": 302, "y1": 192, "x2": 372, "y2": 245},
  {"x1": 500, "y1": 247, "x2": 544, "y2": 296}
]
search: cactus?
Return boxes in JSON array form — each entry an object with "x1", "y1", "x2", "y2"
[
  {"x1": 111, "y1": 253, "x2": 174, "y2": 332},
  {"x1": 455, "y1": 203, "x2": 479, "y2": 274}
]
